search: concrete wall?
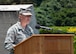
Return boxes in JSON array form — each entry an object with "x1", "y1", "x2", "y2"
[{"x1": 0, "y1": 11, "x2": 18, "y2": 54}]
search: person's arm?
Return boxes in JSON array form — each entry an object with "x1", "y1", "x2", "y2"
[
  {"x1": 4, "y1": 28, "x2": 16, "y2": 51},
  {"x1": 28, "y1": 26, "x2": 34, "y2": 34}
]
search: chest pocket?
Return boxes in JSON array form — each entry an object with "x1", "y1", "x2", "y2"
[
  {"x1": 24, "y1": 27, "x2": 33, "y2": 37},
  {"x1": 16, "y1": 31, "x2": 26, "y2": 43}
]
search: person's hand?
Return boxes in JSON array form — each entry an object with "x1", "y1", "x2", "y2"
[{"x1": 13, "y1": 45, "x2": 16, "y2": 50}]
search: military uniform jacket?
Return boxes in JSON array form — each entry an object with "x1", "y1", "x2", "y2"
[{"x1": 4, "y1": 22, "x2": 34, "y2": 54}]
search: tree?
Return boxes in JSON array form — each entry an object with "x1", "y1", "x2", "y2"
[{"x1": 35, "y1": 0, "x2": 76, "y2": 26}]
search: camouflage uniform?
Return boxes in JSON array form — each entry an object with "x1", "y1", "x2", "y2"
[{"x1": 4, "y1": 22, "x2": 34, "y2": 54}]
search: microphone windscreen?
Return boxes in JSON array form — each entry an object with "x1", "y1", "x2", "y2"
[{"x1": 35, "y1": 24, "x2": 41, "y2": 29}]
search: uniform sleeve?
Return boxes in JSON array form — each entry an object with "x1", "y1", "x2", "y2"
[
  {"x1": 28, "y1": 26, "x2": 34, "y2": 34},
  {"x1": 4, "y1": 28, "x2": 16, "y2": 51}
]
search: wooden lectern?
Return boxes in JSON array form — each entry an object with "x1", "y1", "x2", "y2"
[{"x1": 14, "y1": 34, "x2": 74, "y2": 54}]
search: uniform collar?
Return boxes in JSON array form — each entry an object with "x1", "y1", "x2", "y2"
[{"x1": 17, "y1": 21, "x2": 29, "y2": 31}]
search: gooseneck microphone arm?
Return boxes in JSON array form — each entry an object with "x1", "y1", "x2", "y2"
[{"x1": 35, "y1": 24, "x2": 53, "y2": 30}]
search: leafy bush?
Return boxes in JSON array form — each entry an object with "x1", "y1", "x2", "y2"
[
  {"x1": 74, "y1": 36, "x2": 76, "y2": 54},
  {"x1": 39, "y1": 28, "x2": 67, "y2": 34},
  {"x1": 35, "y1": 0, "x2": 76, "y2": 26},
  {"x1": 39, "y1": 26, "x2": 76, "y2": 34}
]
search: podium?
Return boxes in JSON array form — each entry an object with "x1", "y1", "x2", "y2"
[{"x1": 14, "y1": 34, "x2": 74, "y2": 54}]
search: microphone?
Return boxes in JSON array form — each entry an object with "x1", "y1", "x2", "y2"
[{"x1": 35, "y1": 24, "x2": 53, "y2": 30}]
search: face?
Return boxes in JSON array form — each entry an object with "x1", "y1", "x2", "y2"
[{"x1": 19, "y1": 14, "x2": 31, "y2": 24}]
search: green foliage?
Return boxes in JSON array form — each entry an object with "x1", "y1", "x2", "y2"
[
  {"x1": 39, "y1": 29, "x2": 67, "y2": 34},
  {"x1": 74, "y1": 36, "x2": 76, "y2": 54},
  {"x1": 39, "y1": 26, "x2": 68, "y2": 34},
  {"x1": 0, "y1": 0, "x2": 42, "y2": 5},
  {"x1": 0, "y1": 0, "x2": 13, "y2": 4},
  {"x1": 35, "y1": 0, "x2": 76, "y2": 26},
  {"x1": 39, "y1": 26, "x2": 76, "y2": 34}
]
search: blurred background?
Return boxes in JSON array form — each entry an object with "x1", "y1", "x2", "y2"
[{"x1": 0, "y1": 0, "x2": 76, "y2": 26}]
